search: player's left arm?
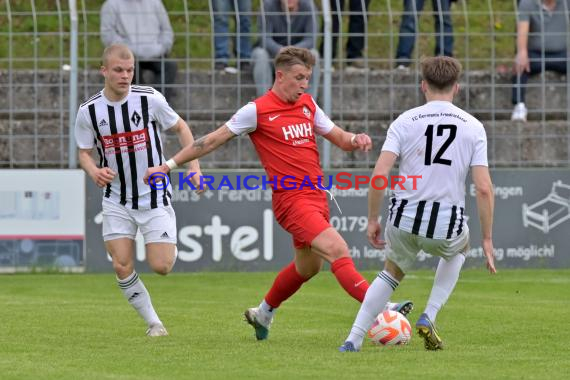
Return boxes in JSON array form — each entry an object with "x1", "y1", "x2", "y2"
[
  {"x1": 470, "y1": 124, "x2": 496, "y2": 274},
  {"x1": 170, "y1": 118, "x2": 204, "y2": 193},
  {"x1": 323, "y1": 125, "x2": 372, "y2": 152},
  {"x1": 367, "y1": 151, "x2": 397, "y2": 248},
  {"x1": 472, "y1": 165, "x2": 496, "y2": 274}
]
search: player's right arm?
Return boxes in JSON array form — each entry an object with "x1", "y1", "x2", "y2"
[
  {"x1": 144, "y1": 102, "x2": 256, "y2": 184},
  {"x1": 471, "y1": 165, "x2": 496, "y2": 274},
  {"x1": 74, "y1": 106, "x2": 116, "y2": 188},
  {"x1": 173, "y1": 124, "x2": 236, "y2": 167},
  {"x1": 366, "y1": 120, "x2": 401, "y2": 248},
  {"x1": 143, "y1": 124, "x2": 236, "y2": 184},
  {"x1": 367, "y1": 151, "x2": 398, "y2": 249},
  {"x1": 78, "y1": 148, "x2": 116, "y2": 188}
]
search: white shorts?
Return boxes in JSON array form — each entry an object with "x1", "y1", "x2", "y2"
[
  {"x1": 102, "y1": 200, "x2": 177, "y2": 244},
  {"x1": 385, "y1": 222, "x2": 469, "y2": 273}
]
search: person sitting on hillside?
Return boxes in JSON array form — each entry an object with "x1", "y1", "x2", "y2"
[{"x1": 511, "y1": 0, "x2": 568, "y2": 122}]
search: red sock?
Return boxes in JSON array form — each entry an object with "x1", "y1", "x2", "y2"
[
  {"x1": 265, "y1": 261, "x2": 308, "y2": 308},
  {"x1": 331, "y1": 256, "x2": 369, "y2": 302}
]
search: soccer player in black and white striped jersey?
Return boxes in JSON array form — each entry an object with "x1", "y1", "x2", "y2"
[
  {"x1": 75, "y1": 44, "x2": 203, "y2": 336},
  {"x1": 340, "y1": 56, "x2": 496, "y2": 352}
]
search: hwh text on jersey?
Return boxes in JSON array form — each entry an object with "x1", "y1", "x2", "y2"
[{"x1": 282, "y1": 122, "x2": 313, "y2": 141}]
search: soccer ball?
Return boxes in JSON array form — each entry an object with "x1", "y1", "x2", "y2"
[{"x1": 367, "y1": 310, "x2": 412, "y2": 345}]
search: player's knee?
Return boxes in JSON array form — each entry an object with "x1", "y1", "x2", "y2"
[
  {"x1": 150, "y1": 258, "x2": 174, "y2": 276},
  {"x1": 113, "y1": 261, "x2": 133, "y2": 279},
  {"x1": 155, "y1": 269, "x2": 169, "y2": 276},
  {"x1": 327, "y1": 241, "x2": 350, "y2": 260},
  {"x1": 314, "y1": 239, "x2": 350, "y2": 262},
  {"x1": 151, "y1": 263, "x2": 172, "y2": 276},
  {"x1": 385, "y1": 260, "x2": 405, "y2": 281}
]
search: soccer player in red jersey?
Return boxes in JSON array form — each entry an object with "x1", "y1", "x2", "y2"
[{"x1": 145, "y1": 46, "x2": 412, "y2": 340}]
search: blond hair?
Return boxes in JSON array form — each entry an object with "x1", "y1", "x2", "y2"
[
  {"x1": 102, "y1": 44, "x2": 134, "y2": 66},
  {"x1": 420, "y1": 56, "x2": 462, "y2": 92},
  {"x1": 274, "y1": 46, "x2": 315, "y2": 71}
]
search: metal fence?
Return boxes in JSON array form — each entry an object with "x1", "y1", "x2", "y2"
[{"x1": 0, "y1": 0, "x2": 568, "y2": 168}]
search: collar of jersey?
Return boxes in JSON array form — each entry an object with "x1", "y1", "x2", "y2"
[{"x1": 101, "y1": 87, "x2": 131, "y2": 106}]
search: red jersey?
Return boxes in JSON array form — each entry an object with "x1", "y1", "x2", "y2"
[{"x1": 226, "y1": 90, "x2": 335, "y2": 192}]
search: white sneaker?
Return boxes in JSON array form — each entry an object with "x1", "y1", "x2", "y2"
[
  {"x1": 146, "y1": 324, "x2": 168, "y2": 337},
  {"x1": 511, "y1": 102, "x2": 528, "y2": 122},
  {"x1": 395, "y1": 64, "x2": 410, "y2": 73}
]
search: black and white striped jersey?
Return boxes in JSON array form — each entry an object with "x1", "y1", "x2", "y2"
[
  {"x1": 75, "y1": 86, "x2": 179, "y2": 209},
  {"x1": 382, "y1": 100, "x2": 488, "y2": 239}
]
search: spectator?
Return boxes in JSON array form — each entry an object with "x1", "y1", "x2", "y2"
[
  {"x1": 101, "y1": 0, "x2": 177, "y2": 100},
  {"x1": 212, "y1": 0, "x2": 252, "y2": 73},
  {"x1": 252, "y1": 0, "x2": 320, "y2": 99},
  {"x1": 320, "y1": 0, "x2": 371, "y2": 71},
  {"x1": 395, "y1": 0, "x2": 454, "y2": 70},
  {"x1": 511, "y1": 0, "x2": 568, "y2": 122}
]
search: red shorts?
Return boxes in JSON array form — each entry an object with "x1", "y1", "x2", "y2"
[{"x1": 272, "y1": 190, "x2": 331, "y2": 249}]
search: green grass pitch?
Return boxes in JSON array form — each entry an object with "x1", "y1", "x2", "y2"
[{"x1": 1, "y1": 269, "x2": 568, "y2": 379}]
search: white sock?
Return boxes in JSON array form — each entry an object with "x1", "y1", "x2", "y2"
[
  {"x1": 252, "y1": 299, "x2": 277, "y2": 327},
  {"x1": 117, "y1": 271, "x2": 161, "y2": 327},
  {"x1": 346, "y1": 271, "x2": 399, "y2": 349},
  {"x1": 257, "y1": 299, "x2": 275, "y2": 326},
  {"x1": 424, "y1": 254, "x2": 465, "y2": 322},
  {"x1": 259, "y1": 299, "x2": 276, "y2": 316}
]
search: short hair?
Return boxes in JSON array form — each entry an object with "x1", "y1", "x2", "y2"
[
  {"x1": 274, "y1": 46, "x2": 315, "y2": 71},
  {"x1": 102, "y1": 44, "x2": 134, "y2": 66},
  {"x1": 420, "y1": 56, "x2": 462, "y2": 92}
]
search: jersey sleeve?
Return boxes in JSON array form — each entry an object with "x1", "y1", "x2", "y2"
[
  {"x1": 311, "y1": 98, "x2": 335, "y2": 135},
  {"x1": 152, "y1": 91, "x2": 180, "y2": 130},
  {"x1": 226, "y1": 102, "x2": 258, "y2": 136},
  {"x1": 74, "y1": 108, "x2": 96, "y2": 149},
  {"x1": 470, "y1": 124, "x2": 489, "y2": 167},
  {"x1": 381, "y1": 119, "x2": 403, "y2": 156}
]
